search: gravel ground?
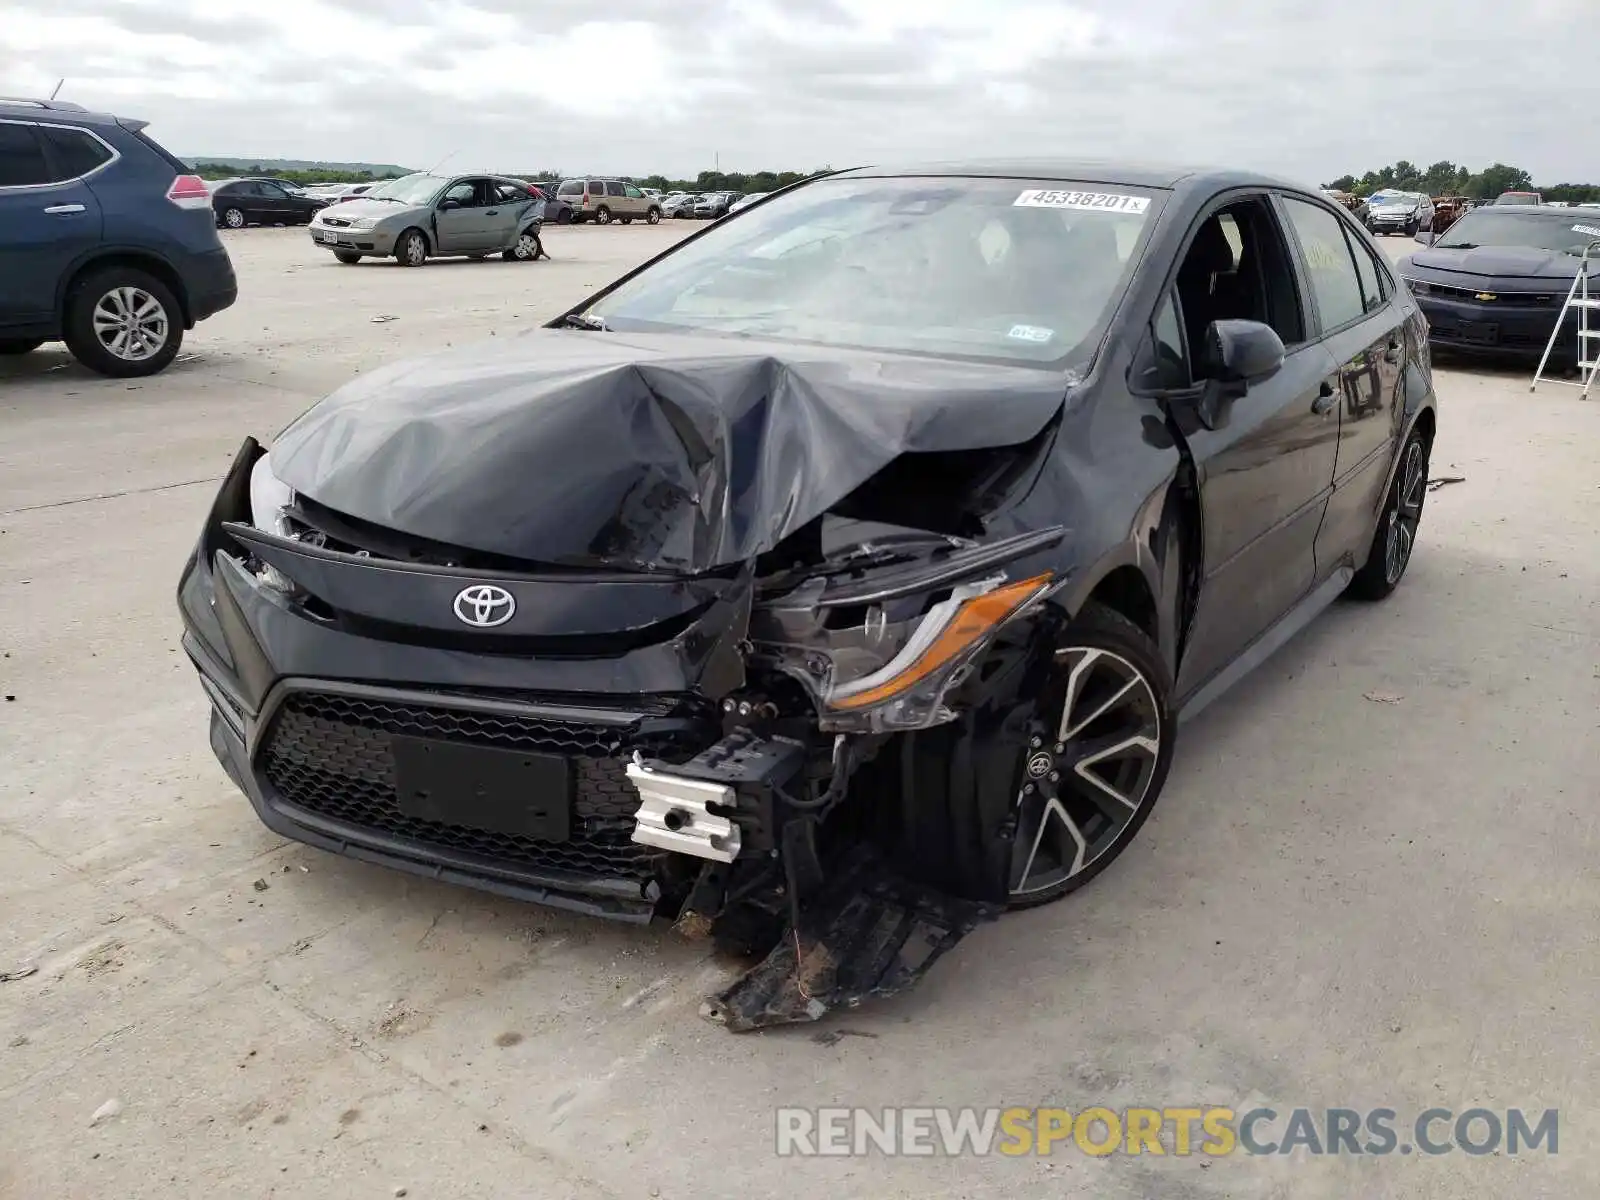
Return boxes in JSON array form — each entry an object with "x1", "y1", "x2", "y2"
[{"x1": 1, "y1": 222, "x2": 1597, "y2": 1200}]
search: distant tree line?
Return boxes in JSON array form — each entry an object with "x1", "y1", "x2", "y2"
[
  {"x1": 1324, "y1": 161, "x2": 1600, "y2": 203},
  {"x1": 511, "y1": 168, "x2": 830, "y2": 193},
  {"x1": 188, "y1": 162, "x2": 409, "y2": 185},
  {"x1": 187, "y1": 161, "x2": 831, "y2": 192}
]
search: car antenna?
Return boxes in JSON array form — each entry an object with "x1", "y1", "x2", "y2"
[
  {"x1": 424, "y1": 150, "x2": 459, "y2": 174},
  {"x1": 48, "y1": 78, "x2": 66, "y2": 100}
]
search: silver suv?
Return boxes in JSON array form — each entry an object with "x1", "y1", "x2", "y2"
[{"x1": 556, "y1": 178, "x2": 662, "y2": 225}]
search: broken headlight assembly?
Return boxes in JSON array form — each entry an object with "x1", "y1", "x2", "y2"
[
  {"x1": 752, "y1": 528, "x2": 1065, "y2": 733},
  {"x1": 245, "y1": 450, "x2": 301, "y2": 593}
]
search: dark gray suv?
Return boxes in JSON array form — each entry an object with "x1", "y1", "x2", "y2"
[{"x1": 0, "y1": 97, "x2": 238, "y2": 378}]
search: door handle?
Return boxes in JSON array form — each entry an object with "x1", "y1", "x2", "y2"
[
  {"x1": 43, "y1": 203, "x2": 86, "y2": 214},
  {"x1": 485, "y1": 209, "x2": 499, "y2": 215},
  {"x1": 1311, "y1": 381, "x2": 1336, "y2": 415}
]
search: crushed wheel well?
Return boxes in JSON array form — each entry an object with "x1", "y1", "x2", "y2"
[{"x1": 1083, "y1": 566, "x2": 1157, "y2": 643}]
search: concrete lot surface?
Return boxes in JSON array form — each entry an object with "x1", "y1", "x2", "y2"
[{"x1": 2, "y1": 223, "x2": 1598, "y2": 1200}]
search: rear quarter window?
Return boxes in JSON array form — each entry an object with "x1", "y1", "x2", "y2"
[{"x1": 38, "y1": 126, "x2": 114, "y2": 180}]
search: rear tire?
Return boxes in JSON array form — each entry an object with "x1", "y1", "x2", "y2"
[
  {"x1": 221, "y1": 208, "x2": 245, "y2": 229},
  {"x1": 1347, "y1": 425, "x2": 1429, "y2": 601},
  {"x1": 395, "y1": 228, "x2": 428, "y2": 267},
  {"x1": 62, "y1": 267, "x2": 183, "y2": 379},
  {"x1": 504, "y1": 227, "x2": 542, "y2": 261},
  {"x1": 595, "y1": 205, "x2": 612, "y2": 225},
  {"x1": 0, "y1": 338, "x2": 44, "y2": 355},
  {"x1": 333, "y1": 251, "x2": 362, "y2": 264}
]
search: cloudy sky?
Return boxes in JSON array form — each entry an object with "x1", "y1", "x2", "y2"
[{"x1": 2, "y1": 0, "x2": 1595, "y2": 184}]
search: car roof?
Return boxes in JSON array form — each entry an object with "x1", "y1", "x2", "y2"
[
  {"x1": 0, "y1": 97, "x2": 130, "y2": 127},
  {"x1": 827, "y1": 158, "x2": 1311, "y2": 196}
]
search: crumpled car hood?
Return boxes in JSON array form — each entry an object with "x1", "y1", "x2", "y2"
[{"x1": 268, "y1": 330, "x2": 1070, "y2": 572}]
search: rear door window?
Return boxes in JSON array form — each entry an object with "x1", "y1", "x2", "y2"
[
  {"x1": 1345, "y1": 229, "x2": 1388, "y2": 313},
  {"x1": 0, "y1": 122, "x2": 52, "y2": 187},
  {"x1": 1282, "y1": 197, "x2": 1368, "y2": 333},
  {"x1": 606, "y1": 181, "x2": 626, "y2": 197},
  {"x1": 38, "y1": 126, "x2": 113, "y2": 180}
]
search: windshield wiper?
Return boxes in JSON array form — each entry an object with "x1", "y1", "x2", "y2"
[
  {"x1": 560, "y1": 313, "x2": 608, "y2": 330},
  {"x1": 1437, "y1": 242, "x2": 1476, "y2": 250}
]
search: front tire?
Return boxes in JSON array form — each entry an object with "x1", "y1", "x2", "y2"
[
  {"x1": 62, "y1": 268, "x2": 183, "y2": 379},
  {"x1": 646, "y1": 207, "x2": 661, "y2": 225},
  {"x1": 892, "y1": 602, "x2": 1174, "y2": 908},
  {"x1": 395, "y1": 228, "x2": 428, "y2": 267},
  {"x1": 1347, "y1": 426, "x2": 1429, "y2": 601}
]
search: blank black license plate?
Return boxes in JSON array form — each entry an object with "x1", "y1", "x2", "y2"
[
  {"x1": 1460, "y1": 321, "x2": 1499, "y2": 345},
  {"x1": 391, "y1": 736, "x2": 571, "y2": 841}
]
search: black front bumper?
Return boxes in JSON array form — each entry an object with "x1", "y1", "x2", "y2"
[
  {"x1": 193, "y1": 654, "x2": 700, "y2": 921},
  {"x1": 176, "y1": 440, "x2": 744, "y2": 921},
  {"x1": 1414, "y1": 291, "x2": 1576, "y2": 360}
]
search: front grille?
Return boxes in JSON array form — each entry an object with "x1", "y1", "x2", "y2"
[
  {"x1": 1416, "y1": 280, "x2": 1559, "y2": 305},
  {"x1": 259, "y1": 690, "x2": 704, "y2": 882}
]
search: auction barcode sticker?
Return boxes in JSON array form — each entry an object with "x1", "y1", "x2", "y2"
[
  {"x1": 1572, "y1": 223, "x2": 1600, "y2": 238},
  {"x1": 1014, "y1": 189, "x2": 1149, "y2": 214}
]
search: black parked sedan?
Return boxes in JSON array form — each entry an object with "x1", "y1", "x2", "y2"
[
  {"x1": 178, "y1": 161, "x2": 1436, "y2": 1030},
  {"x1": 210, "y1": 178, "x2": 329, "y2": 229},
  {"x1": 1399, "y1": 205, "x2": 1600, "y2": 364}
]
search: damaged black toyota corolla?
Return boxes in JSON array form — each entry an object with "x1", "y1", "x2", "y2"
[{"x1": 178, "y1": 162, "x2": 1437, "y2": 1030}]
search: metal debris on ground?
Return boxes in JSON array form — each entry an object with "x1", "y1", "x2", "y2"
[
  {"x1": 1363, "y1": 690, "x2": 1405, "y2": 704},
  {"x1": 371, "y1": 314, "x2": 399, "y2": 323},
  {"x1": 1427, "y1": 476, "x2": 1466, "y2": 492},
  {"x1": 702, "y1": 847, "x2": 1000, "y2": 1033},
  {"x1": 252, "y1": 878, "x2": 269, "y2": 892}
]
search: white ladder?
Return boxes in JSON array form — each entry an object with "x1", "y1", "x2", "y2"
[{"x1": 1530, "y1": 238, "x2": 1600, "y2": 398}]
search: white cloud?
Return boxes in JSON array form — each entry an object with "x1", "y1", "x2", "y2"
[{"x1": 0, "y1": 0, "x2": 1595, "y2": 184}]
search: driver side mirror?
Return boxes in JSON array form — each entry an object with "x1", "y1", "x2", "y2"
[
  {"x1": 439, "y1": 198, "x2": 461, "y2": 211},
  {"x1": 1189, "y1": 320, "x2": 1285, "y2": 431},
  {"x1": 1205, "y1": 319, "x2": 1285, "y2": 384}
]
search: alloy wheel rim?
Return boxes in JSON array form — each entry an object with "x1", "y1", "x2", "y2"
[
  {"x1": 1009, "y1": 647, "x2": 1162, "y2": 897},
  {"x1": 225, "y1": 209, "x2": 243, "y2": 228},
  {"x1": 404, "y1": 236, "x2": 425, "y2": 265},
  {"x1": 92, "y1": 287, "x2": 169, "y2": 362},
  {"x1": 1385, "y1": 440, "x2": 1426, "y2": 584}
]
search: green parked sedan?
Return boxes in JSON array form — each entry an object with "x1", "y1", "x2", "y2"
[{"x1": 307, "y1": 172, "x2": 547, "y2": 266}]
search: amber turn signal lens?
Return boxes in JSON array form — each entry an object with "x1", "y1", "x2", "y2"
[{"x1": 830, "y1": 573, "x2": 1054, "y2": 710}]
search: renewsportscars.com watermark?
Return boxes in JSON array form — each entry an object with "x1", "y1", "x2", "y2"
[{"x1": 775, "y1": 1106, "x2": 1559, "y2": 1158}]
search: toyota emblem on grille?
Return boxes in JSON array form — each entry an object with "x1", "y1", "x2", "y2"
[{"x1": 452, "y1": 584, "x2": 516, "y2": 628}]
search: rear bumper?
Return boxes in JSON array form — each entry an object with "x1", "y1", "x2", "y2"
[{"x1": 186, "y1": 247, "x2": 238, "y2": 324}]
